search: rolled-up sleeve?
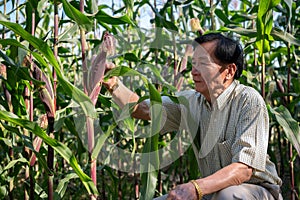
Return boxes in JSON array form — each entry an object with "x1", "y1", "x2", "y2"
[
  {"x1": 232, "y1": 93, "x2": 269, "y2": 172},
  {"x1": 145, "y1": 96, "x2": 182, "y2": 134}
]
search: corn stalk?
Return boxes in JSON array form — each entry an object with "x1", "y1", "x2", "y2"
[
  {"x1": 25, "y1": 5, "x2": 35, "y2": 200},
  {"x1": 77, "y1": 1, "x2": 96, "y2": 198},
  {"x1": 286, "y1": 22, "x2": 296, "y2": 200}
]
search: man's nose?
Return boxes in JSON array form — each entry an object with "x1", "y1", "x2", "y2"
[{"x1": 192, "y1": 67, "x2": 200, "y2": 75}]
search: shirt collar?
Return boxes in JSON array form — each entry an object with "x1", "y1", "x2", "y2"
[{"x1": 214, "y1": 80, "x2": 238, "y2": 110}]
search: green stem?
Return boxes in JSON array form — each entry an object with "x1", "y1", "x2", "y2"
[
  {"x1": 170, "y1": 0, "x2": 178, "y2": 87},
  {"x1": 9, "y1": 147, "x2": 13, "y2": 200},
  {"x1": 210, "y1": 0, "x2": 215, "y2": 30},
  {"x1": 261, "y1": 52, "x2": 265, "y2": 99},
  {"x1": 2, "y1": 0, "x2": 6, "y2": 39},
  {"x1": 286, "y1": 23, "x2": 295, "y2": 199}
]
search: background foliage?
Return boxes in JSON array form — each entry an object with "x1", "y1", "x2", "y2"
[{"x1": 0, "y1": 0, "x2": 299, "y2": 199}]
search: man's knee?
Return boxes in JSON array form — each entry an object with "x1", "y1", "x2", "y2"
[
  {"x1": 211, "y1": 185, "x2": 243, "y2": 200},
  {"x1": 210, "y1": 184, "x2": 275, "y2": 200}
]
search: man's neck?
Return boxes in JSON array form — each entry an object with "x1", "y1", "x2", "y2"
[{"x1": 204, "y1": 79, "x2": 234, "y2": 104}]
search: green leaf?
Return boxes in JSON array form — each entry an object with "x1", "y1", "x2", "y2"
[
  {"x1": 4, "y1": 158, "x2": 28, "y2": 171},
  {"x1": 257, "y1": 0, "x2": 281, "y2": 19},
  {"x1": 0, "y1": 110, "x2": 99, "y2": 196},
  {"x1": 0, "y1": 21, "x2": 97, "y2": 119},
  {"x1": 230, "y1": 13, "x2": 256, "y2": 23},
  {"x1": 162, "y1": 19, "x2": 178, "y2": 32},
  {"x1": 270, "y1": 105, "x2": 300, "y2": 156},
  {"x1": 86, "y1": 0, "x2": 98, "y2": 14},
  {"x1": 105, "y1": 66, "x2": 161, "y2": 200},
  {"x1": 219, "y1": 26, "x2": 257, "y2": 38},
  {"x1": 271, "y1": 28, "x2": 300, "y2": 46},
  {"x1": 292, "y1": 78, "x2": 300, "y2": 94},
  {"x1": 32, "y1": 182, "x2": 48, "y2": 199},
  {"x1": 0, "y1": 39, "x2": 50, "y2": 76},
  {"x1": 0, "y1": 46, "x2": 44, "y2": 88},
  {"x1": 104, "y1": 66, "x2": 148, "y2": 83},
  {"x1": 0, "y1": 185, "x2": 8, "y2": 198},
  {"x1": 255, "y1": 39, "x2": 270, "y2": 55},
  {"x1": 256, "y1": 0, "x2": 280, "y2": 55},
  {"x1": 58, "y1": 24, "x2": 79, "y2": 43},
  {"x1": 140, "y1": 83, "x2": 161, "y2": 200},
  {"x1": 37, "y1": 0, "x2": 48, "y2": 17},
  {"x1": 283, "y1": 0, "x2": 292, "y2": 29},
  {"x1": 25, "y1": 0, "x2": 41, "y2": 34},
  {"x1": 91, "y1": 124, "x2": 115, "y2": 160},
  {"x1": 124, "y1": 52, "x2": 139, "y2": 62},
  {"x1": 95, "y1": 10, "x2": 134, "y2": 25},
  {"x1": 264, "y1": 11, "x2": 273, "y2": 37},
  {"x1": 54, "y1": 173, "x2": 79, "y2": 199},
  {"x1": 215, "y1": 8, "x2": 231, "y2": 25},
  {"x1": 0, "y1": 137, "x2": 12, "y2": 147},
  {"x1": 61, "y1": 0, "x2": 92, "y2": 31}
]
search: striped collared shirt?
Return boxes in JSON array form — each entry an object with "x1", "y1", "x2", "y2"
[{"x1": 158, "y1": 80, "x2": 282, "y2": 198}]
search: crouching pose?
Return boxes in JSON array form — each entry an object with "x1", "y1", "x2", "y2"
[{"x1": 103, "y1": 33, "x2": 282, "y2": 200}]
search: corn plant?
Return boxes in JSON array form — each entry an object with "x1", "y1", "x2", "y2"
[{"x1": 0, "y1": 0, "x2": 299, "y2": 199}]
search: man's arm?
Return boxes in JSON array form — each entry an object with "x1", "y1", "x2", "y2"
[
  {"x1": 167, "y1": 162, "x2": 252, "y2": 199},
  {"x1": 196, "y1": 162, "x2": 252, "y2": 194},
  {"x1": 105, "y1": 76, "x2": 151, "y2": 120}
]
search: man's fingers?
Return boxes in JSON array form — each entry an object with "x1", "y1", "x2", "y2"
[
  {"x1": 105, "y1": 62, "x2": 115, "y2": 70},
  {"x1": 104, "y1": 62, "x2": 115, "y2": 75}
]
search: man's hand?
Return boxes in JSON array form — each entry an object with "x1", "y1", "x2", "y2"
[
  {"x1": 102, "y1": 62, "x2": 118, "y2": 91},
  {"x1": 167, "y1": 182, "x2": 197, "y2": 200}
]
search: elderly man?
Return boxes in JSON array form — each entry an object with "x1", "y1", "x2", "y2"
[{"x1": 104, "y1": 33, "x2": 282, "y2": 200}]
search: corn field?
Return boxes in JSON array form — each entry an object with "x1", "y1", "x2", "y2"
[{"x1": 0, "y1": 0, "x2": 299, "y2": 199}]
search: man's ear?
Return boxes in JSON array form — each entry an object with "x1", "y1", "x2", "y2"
[{"x1": 226, "y1": 63, "x2": 237, "y2": 80}]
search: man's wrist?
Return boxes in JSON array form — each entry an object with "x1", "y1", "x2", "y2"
[
  {"x1": 190, "y1": 180, "x2": 203, "y2": 200},
  {"x1": 107, "y1": 78, "x2": 119, "y2": 93}
]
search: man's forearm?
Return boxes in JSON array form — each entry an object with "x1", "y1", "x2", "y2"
[
  {"x1": 196, "y1": 162, "x2": 253, "y2": 195},
  {"x1": 111, "y1": 79, "x2": 150, "y2": 120}
]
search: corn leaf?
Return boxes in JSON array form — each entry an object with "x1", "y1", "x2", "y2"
[
  {"x1": 0, "y1": 48, "x2": 43, "y2": 87},
  {"x1": 4, "y1": 157, "x2": 28, "y2": 171},
  {"x1": 256, "y1": 0, "x2": 280, "y2": 55},
  {"x1": 219, "y1": 26, "x2": 257, "y2": 38},
  {"x1": 269, "y1": 105, "x2": 300, "y2": 156},
  {"x1": 54, "y1": 173, "x2": 79, "y2": 199},
  {"x1": 0, "y1": 110, "x2": 99, "y2": 196},
  {"x1": 61, "y1": 0, "x2": 92, "y2": 31},
  {"x1": 91, "y1": 124, "x2": 116, "y2": 160},
  {"x1": 271, "y1": 28, "x2": 300, "y2": 46},
  {"x1": 104, "y1": 66, "x2": 161, "y2": 199},
  {"x1": 0, "y1": 21, "x2": 97, "y2": 119},
  {"x1": 95, "y1": 9, "x2": 135, "y2": 26},
  {"x1": 215, "y1": 8, "x2": 231, "y2": 25},
  {"x1": 140, "y1": 83, "x2": 161, "y2": 200},
  {"x1": 283, "y1": 0, "x2": 292, "y2": 30}
]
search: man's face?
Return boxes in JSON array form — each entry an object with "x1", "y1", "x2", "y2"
[{"x1": 191, "y1": 41, "x2": 228, "y2": 99}]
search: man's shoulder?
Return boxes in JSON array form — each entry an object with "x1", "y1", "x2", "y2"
[
  {"x1": 171, "y1": 90, "x2": 202, "y2": 106},
  {"x1": 176, "y1": 90, "x2": 201, "y2": 99},
  {"x1": 235, "y1": 83, "x2": 265, "y2": 106}
]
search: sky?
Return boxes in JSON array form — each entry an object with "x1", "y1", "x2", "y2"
[{"x1": 0, "y1": 0, "x2": 162, "y2": 30}]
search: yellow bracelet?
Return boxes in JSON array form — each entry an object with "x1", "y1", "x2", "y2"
[{"x1": 190, "y1": 180, "x2": 203, "y2": 200}]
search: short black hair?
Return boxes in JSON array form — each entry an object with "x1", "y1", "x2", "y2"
[{"x1": 193, "y1": 33, "x2": 244, "y2": 79}]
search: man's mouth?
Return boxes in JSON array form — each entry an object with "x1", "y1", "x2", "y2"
[{"x1": 193, "y1": 79, "x2": 203, "y2": 83}]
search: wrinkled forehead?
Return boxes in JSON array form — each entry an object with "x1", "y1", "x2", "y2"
[{"x1": 192, "y1": 41, "x2": 217, "y2": 63}]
